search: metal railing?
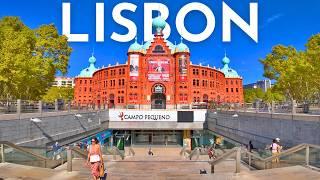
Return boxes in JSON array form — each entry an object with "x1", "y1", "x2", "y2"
[
  {"x1": 242, "y1": 143, "x2": 320, "y2": 170},
  {"x1": 208, "y1": 143, "x2": 320, "y2": 174},
  {"x1": 0, "y1": 141, "x2": 66, "y2": 168},
  {"x1": 66, "y1": 146, "x2": 125, "y2": 172},
  {"x1": 209, "y1": 147, "x2": 241, "y2": 173},
  {"x1": 0, "y1": 99, "x2": 101, "y2": 115}
]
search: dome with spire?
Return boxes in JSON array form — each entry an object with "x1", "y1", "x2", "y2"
[
  {"x1": 220, "y1": 53, "x2": 240, "y2": 78},
  {"x1": 152, "y1": 16, "x2": 166, "y2": 30},
  {"x1": 175, "y1": 37, "x2": 189, "y2": 53},
  {"x1": 78, "y1": 54, "x2": 98, "y2": 78},
  {"x1": 128, "y1": 37, "x2": 142, "y2": 53}
]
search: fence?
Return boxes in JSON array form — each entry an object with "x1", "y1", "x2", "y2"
[{"x1": 0, "y1": 99, "x2": 96, "y2": 115}]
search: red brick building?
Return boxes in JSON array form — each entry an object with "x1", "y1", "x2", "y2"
[{"x1": 74, "y1": 16, "x2": 243, "y2": 109}]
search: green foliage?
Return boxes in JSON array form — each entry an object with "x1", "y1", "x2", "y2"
[
  {"x1": 42, "y1": 86, "x2": 74, "y2": 103},
  {"x1": 0, "y1": 17, "x2": 72, "y2": 100},
  {"x1": 263, "y1": 88, "x2": 285, "y2": 103},
  {"x1": 260, "y1": 34, "x2": 320, "y2": 102},
  {"x1": 244, "y1": 88, "x2": 265, "y2": 103}
]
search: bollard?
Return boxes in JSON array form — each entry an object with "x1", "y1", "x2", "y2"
[
  {"x1": 271, "y1": 101, "x2": 275, "y2": 113},
  {"x1": 68, "y1": 101, "x2": 71, "y2": 112},
  {"x1": 1, "y1": 144, "x2": 5, "y2": 163},
  {"x1": 211, "y1": 164, "x2": 214, "y2": 173},
  {"x1": 292, "y1": 100, "x2": 296, "y2": 114},
  {"x1": 55, "y1": 99, "x2": 59, "y2": 112},
  {"x1": 17, "y1": 99, "x2": 21, "y2": 117},
  {"x1": 67, "y1": 149, "x2": 72, "y2": 172},
  {"x1": 39, "y1": 101, "x2": 42, "y2": 114},
  {"x1": 236, "y1": 148, "x2": 241, "y2": 173},
  {"x1": 305, "y1": 145, "x2": 310, "y2": 166}
]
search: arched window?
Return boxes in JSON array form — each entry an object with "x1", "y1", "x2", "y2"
[
  {"x1": 203, "y1": 94, "x2": 209, "y2": 103},
  {"x1": 153, "y1": 45, "x2": 165, "y2": 53}
]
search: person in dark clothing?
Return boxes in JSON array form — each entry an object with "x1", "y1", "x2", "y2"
[{"x1": 248, "y1": 141, "x2": 255, "y2": 152}]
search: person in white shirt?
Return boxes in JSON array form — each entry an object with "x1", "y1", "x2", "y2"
[{"x1": 270, "y1": 139, "x2": 281, "y2": 163}]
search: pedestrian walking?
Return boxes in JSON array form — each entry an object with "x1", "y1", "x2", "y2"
[
  {"x1": 270, "y1": 139, "x2": 281, "y2": 164},
  {"x1": 87, "y1": 137, "x2": 104, "y2": 180}
]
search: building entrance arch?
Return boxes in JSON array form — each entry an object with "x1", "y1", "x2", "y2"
[{"x1": 151, "y1": 84, "x2": 166, "y2": 109}]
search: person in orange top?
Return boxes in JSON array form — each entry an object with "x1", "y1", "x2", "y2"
[{"x1": 87, "y1": 137, "x2": 103, "y2": 180}]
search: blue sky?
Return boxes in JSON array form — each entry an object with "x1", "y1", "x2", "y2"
[{"x1": 0, "y1": 0, "x2": 320, "y2": 84}]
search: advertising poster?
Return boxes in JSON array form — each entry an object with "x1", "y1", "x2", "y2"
[
  {"x1": 179, "y1": 55, "x2": 187, "y2": 81},
  {"x1": 148, "y1": 59, "x2": 170, "y2": 81},
  {"x1": 129, "y1": 54, "x2": 139, "y2": 81}
]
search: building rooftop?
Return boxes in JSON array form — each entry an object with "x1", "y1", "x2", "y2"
[{"x1": 77, "y1": 54, "x2": 98, "y2": 78}]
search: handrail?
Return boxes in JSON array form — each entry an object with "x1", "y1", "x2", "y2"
[
  {"x1": 244, "y1": 143, "x2": 307, "y2": 162},
  {"x1": 208, "y1": 147, "x2": 241, "y2": 173},
  {"x1": 242, "y1": 143, "x2": 320, "y2": 170},
  {"x1": 0, "y1": 141, "x2": 48, "y2": 160},
  {"x1": 189, "y1": 147, "x2": 200, "y2": 160},
  {"x1": 112, "y1": 147, "x2": 125, "y2": 160},
  {"x1": 209, "y1": 148, "x2": 238, "y2": 166},
  {"x1": 263, "y1": 144, "x2": 307, "y2": 162},
  {"x1": 0, "y1": 141, "x2": 66, "y2": 168},
  {"x1": 208, "y1": 143, "x2": 320, "y2": 174},
  {"x1": 307, "y1": 144, "x2": 320, "y2": 149},
  {"x1": 128, "y1": 147, "x2": 135, "y2": 156},
  {"x1": 69, "y1": 147, "x2": 87, "y2": 159}
]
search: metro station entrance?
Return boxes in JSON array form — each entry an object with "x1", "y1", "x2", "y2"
[{"x1": 132, "y1": 130, "x2": 183, "y2": 146}]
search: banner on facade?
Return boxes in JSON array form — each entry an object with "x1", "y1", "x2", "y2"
[
  {"x1": 147, "y1": 59, "x2": 170, "y2": 81},
  {"x1": 179, "y1": 55, "x2": 187, "y2": 81},
  {"x1": 130, "y1": 54, "x2": 139, "y2": 81}
]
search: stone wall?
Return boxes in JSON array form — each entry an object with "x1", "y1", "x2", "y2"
[
  {"x1": 206, "y1": 111, "x2": 320, "y2": 148},
  {"x1": 0, "y1": 110, "x2": 109, "y2": 147}
]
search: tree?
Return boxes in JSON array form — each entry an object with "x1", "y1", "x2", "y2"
[
  {"x1": 244, "y1": 88, "x2": 265, "y2": 103},
  {"x1": 42, "y1": 87, "x2": 74, "y2": 103},
  {"x1": 263, "y1": 88, "x2": 285, "y2": 103},
  {"x1": 0, "y1": 17, "x2": 72, "y2": 100},
  {"x1": 305, "y1": 34, "x2": 320, "y2": 102},
  {"x1": 260, "y1": 34, "x2": 320, "y2": 103}
]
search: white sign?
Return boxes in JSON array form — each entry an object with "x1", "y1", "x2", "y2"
[
  {"x1": 109, "y1": 110, "x2": 177, "y2": 121},
  {"x1": 193, "y1": 110, "x2": 207, "y2": 122}
]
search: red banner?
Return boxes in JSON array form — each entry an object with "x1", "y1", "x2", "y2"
[{"x1": 148, "y1": 60, "x2": 170, "y2": 81}]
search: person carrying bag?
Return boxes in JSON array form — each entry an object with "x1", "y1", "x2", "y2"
[{"x1": 87, "y1": 137, "x2": 103, "y2": 180}]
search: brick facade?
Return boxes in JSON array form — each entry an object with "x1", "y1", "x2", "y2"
[{"x1": 74, "y1": 34, "x2": 243, "y2": 108}]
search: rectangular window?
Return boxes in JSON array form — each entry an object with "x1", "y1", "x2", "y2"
[{"x1": 226, "y1": 88, "x2": 228, "y2": 92}]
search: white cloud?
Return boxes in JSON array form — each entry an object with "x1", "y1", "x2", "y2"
[{"x1": 260, "y1": 13, "x2": 284, "y2": 29}]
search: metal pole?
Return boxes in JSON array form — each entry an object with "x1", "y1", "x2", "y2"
[
  {"x1": 68, "y1": 101, "x2": 71, "y2": 112},
  {"x1": 17, "y1": 99, "x2": 21, "y2": 117},
  {"x1": 55, "y1": 99, "x2": 59, "y2": 112},
  {"x1": 305, "y1": 145, "x2": 310, "y2": 166},
  {"x1": 236, "y1": 148, "x2": 241, "y2": 173},
  {"x1": 1, "y1": 144, "x2": 5, "y2": 163},
  {"x1": 271, "y1": 101, "x2": 275, "y2": 114},
  {"x1": 211, "y1": 164, "x2": 215, "y2": 174},
  {"x1": 67, "y1": 149, "x2": 72, "y2": 172},
  {"x1": 292, "y1": 100, "x2": 296, "y2": 114},
  {"x1": 39, "y1": 100, "x2": 42, "y2": 114}
]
